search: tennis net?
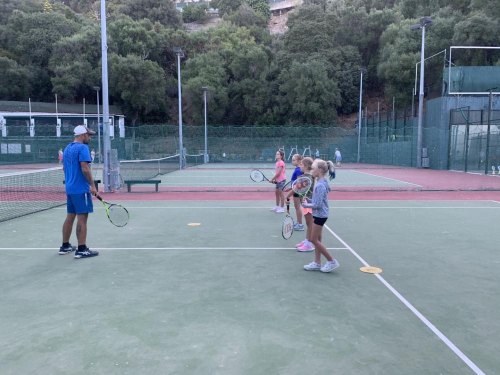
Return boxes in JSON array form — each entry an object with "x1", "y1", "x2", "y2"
[
  {"x1": 119, "y1": 153, "x2": 205, "y2": 182},
  {"x1": 119, "y1": 154, "x2": 181, "y2": 181},
  {"x1": 0, "y1": 167, "x2": 65, "y2": 222}
]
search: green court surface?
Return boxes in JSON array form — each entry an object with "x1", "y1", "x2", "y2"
[
  {"x1": 155, "y1": 166, "x2": 421, "y2": 190},
  {"x1": 1, "y1": 199, "x2": 499, "y2": 374}
]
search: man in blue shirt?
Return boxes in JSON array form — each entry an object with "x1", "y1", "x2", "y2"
[{"x1": 59, "y1": 125, "x2": 99, "y2": 259}]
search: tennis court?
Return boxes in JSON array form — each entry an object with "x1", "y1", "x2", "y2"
[{"x1": 1, "y1": 163, "x2": 500, "y2": 374}]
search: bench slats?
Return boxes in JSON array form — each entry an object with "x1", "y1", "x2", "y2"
[{"x1": 124, "y1": 180, "x2": 161, "y2": 193}]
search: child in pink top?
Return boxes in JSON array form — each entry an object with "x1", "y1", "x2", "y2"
[{"x1": 270, "y1": 149, "x2": 286, "y2": 213}]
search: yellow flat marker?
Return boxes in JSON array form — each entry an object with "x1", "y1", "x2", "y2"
[
  {"x1": 187, "y1": 223, "x2": 201, "y2": 227},
  {"x1": 360, "y1": 266, "x2": 383, "y2": 274}
]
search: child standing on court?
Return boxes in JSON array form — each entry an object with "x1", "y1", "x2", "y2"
[
  {"x1": 296, "y1": 156, "x2": 315, "y2": 252},
  {"x1": 287, "y1": 154, "x2": 304, "y2": 230},
  {"x1": 302, "y1": 159, "x2": 339, "y2": 272},
  {"x1": 270, "y1": 149, "x2": 286, "y2": 213}
]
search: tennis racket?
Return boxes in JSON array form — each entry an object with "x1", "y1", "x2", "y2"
[
  {"x1": 95, "y1": 195, "x2": 129, "y2": 227},
  {"x1": 291, "y1": 175, "x2": 313, "y2": 197},
  {"x1": 282, "y1": 179, "x2": 293, "y2": 192},
  {"x1": 282, "y1": 198, "x2": 294, "y2": 240},
  {"x1": 250, "y1": 169, "x2": 273, "y2": 183}
]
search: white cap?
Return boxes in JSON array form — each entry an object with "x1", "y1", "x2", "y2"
[{"x1": 74, "y1": 125, "x2": 96, "y2": 136}]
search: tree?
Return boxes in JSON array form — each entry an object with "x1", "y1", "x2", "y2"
[
  {"x1": 183, "y1": 52, "x2": 229, "y2": 125},
  {"x1": 226, "y1": 4, "x2": 268, "y2": 29},
  {"x1": 211, "y1": 0, "x2": 244, "y2": 16},
  {"x1": 113, "y1": 0, "x2": 182, "y2": 29},
  {"x1": 276, "y1": 60, "x2": 340, "y2": 124},
  {"x1": 0, "y1": 57, "x2": 32, "y2": 100},
  {"x1": 0, "y1": 0, "x2": 41, "y2": 25},
  {"x1": 108, "y1": 17, "x2": 158, "y2": 59},
  {"x1": 109, "y1": 54, "x2": 167, "y2": 125},
  {"x1": 3, "y1": 10, "x2": 80, "y2": 68},
  {"x1": 50, "y1": 26, "x2": 101, "y2": 101},
  {"x1": 182, "y1": 3, "x2": 209, "y2": 23},
  {"x1": 246, "y1": 0, "x2": 271, "y2": 20}
]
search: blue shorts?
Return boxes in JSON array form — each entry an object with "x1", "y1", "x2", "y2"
[
  {"x1": 66, "y1": 193, "x2": 94, "y2": 214},
  {"x1": 276, "y1": 180, "x2": 286, "y2": 190}
]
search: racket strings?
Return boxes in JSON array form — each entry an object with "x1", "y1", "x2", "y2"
[
  {"x1": 250, "y1": 170, "x2": 265, "y2": 182},
  {"x1": 292, "y1": 177, "x2": 312, "y2": 195},
  {"x1": 108, "y1": 205, "x2": 129, "y2": 227}
]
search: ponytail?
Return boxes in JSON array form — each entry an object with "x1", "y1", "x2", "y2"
[{"x1": 326, "y1": 160, "x2": 336, "y2": 180}]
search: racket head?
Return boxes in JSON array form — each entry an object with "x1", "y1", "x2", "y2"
[
  {"x1": 282, "y1": 214, "x2": 294, "y2": 240},
  {"x1": 282, "y1": 180, "x2": 293, "y2": 192},
  {"x1": 107, "y1": 203, "x2": 129, "y2": 227},
  {"x1": 250, "y1": 169, "x2": 265, "y2": 182},
  {"x1": 292, "y1": 176, "x2": 313, "y2": 196}
]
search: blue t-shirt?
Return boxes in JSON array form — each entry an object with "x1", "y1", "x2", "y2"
[
  {"x1": 291, "y1": 166, "x2": 303, "y2": 182},
  {"x1": 63, "y1": 142, "x2": 91, "y2": 194}
]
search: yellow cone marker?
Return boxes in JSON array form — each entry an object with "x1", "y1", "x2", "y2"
[{"x1": 360, "y1": 266, "x2": 383, "y2": 274}]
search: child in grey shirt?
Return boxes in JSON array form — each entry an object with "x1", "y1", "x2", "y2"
[{"x1": 302, "y1": 159, "x2": 339, "y2": 273}]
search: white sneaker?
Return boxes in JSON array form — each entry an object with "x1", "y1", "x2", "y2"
[
  {"x1": 293, "y1": 223, "x2": 305, "y2": 231},
  {"x1": 270, "y1": 206, "x2": 278, "y2": 211},
  {"x1": 320, "y1": 259, "x2": 340, "y2": 273},
  {"x1": 303, "y1": 262, "x2": 321, "y2": 271},
  {"x1": 275, "y1": 207, "x2": 285, "y2": 213}
]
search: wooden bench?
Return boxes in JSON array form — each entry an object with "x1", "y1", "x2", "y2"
[{"x1": 124, "y1": 179, "x2": 161, "y2": 193}]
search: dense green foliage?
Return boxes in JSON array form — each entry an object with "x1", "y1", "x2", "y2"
[{"x1": 0, "y1": 0, "x2": 498, "y2": 125}]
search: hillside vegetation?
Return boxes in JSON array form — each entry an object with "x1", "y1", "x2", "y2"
[{"x1": 0, "y1": 0, "x2": 499, "y2": 125}]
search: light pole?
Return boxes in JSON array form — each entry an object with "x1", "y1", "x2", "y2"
[
  {"x1": 411, "y1": 16, "x2": 433, "y2": 168},
  {"x1": 412, "y1": 49, "x2": 446, "y2": 117},
  {"x1": 202, "y1": 86, "x2": 208, "y2": 163},
  {"x1": 100, "y1": 0, "x2": 111, "y2": 191},
  {"x1": 174, "y1": 47, "x2": 185, "y2": 169},
  {"x1": 357, "y1": 68, "x2": 365, "y2": 163},
  {"x1": 93, "y1": 86, "x2": 102, "y2": 164}
]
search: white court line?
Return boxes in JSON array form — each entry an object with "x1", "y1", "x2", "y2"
[
  {"x1": 350, "y1": 169, "x2": 423, "y2": 187},
  {"x1": 0, "y1": 247, "x2": 348, "y2": 251},
  {"x1": 324, "y1": 224, "x2": 485, "y2": 375}
]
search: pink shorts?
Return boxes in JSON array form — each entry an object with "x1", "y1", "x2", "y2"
[{"x1": 303, "y1": 207, "x2": 312, "y2": 215}]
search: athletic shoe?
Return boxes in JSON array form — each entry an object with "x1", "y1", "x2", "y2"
[
  {"x1": 303, "y1": 262, "x2": 321, "y2": 271},
  {"x1": 320, "y1": 259, "x2": 340, "y2": 273},
  {"x1": 74, "y1": 247, "x2": 99, "y2": 259},
  {"x1": 59, "y1": 244, "x2": 76, "y2": 255},
  {"x1": 297, "y1": 243, "x2": 315, "y2": 252},
  {"x1": 269, "y1": 206, "x2": 278, "y2": 211},
  {"x1": 295, "y1": 240, "x2": 306, "y2": 248},
  {"x1": 293, "y1": 223, "x2": 305, "y2": 231},
  {"x1": 275, "y1": 207, "x2": 285, "y2": 213}
]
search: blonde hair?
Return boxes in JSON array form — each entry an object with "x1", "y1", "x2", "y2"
[
  {"x1": 313, "y1": 159, "x2": 336, "y2": 180},
  {"x1": 301, "y1": 156, "x2": 313, "y2": 171},
  {"x1": 292, "y1": 153, "x2": 303, "y2": 162}
]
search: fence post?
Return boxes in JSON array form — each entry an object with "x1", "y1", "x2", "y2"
[
  {"x1": 464, "y1": 107, "x2": 470, "y2": 173},
  {"x1": 484, "y1": 91, "x2": 493, "y2": 174}
]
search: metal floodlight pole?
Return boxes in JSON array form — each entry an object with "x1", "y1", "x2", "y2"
[
  {"x1": 174, "y1": 48, "x2": 184, "y2": 169},
  {"x1": 357, "y1": 69, "x2": 364, "y2": 163},
  {"x1": 202, "y1": 87, "x2": 208, "y2": 164},
  {"x1": 100, "y1": 0, "x2": 111, "y2": 191},
  {"x1": 484, "y1": 88, "x2": 496, "y2": 174},
  {"x1": 412, "y1": 16, "x2": 432, "y2": 168},
  {"x1": 93, "y1": 86, "x2": 102, "y2": 164}
]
